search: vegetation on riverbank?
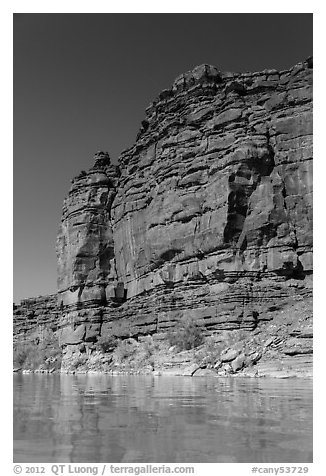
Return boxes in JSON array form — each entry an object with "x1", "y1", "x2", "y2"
[
  {"x1": 14, "y1": 299, "x2": 312, "y2": 378},
  {"x1": 13, "y1": 330, "x2": 62, "y2": 371}
]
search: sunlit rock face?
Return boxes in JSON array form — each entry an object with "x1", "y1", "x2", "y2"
[
  {"x1": 112, "y1": 61, "x2": 312, "y2": 298},
  {"x1": 56, "y1": 152, "x2": 120, "y2": 308},
  {"x1": 13, "y1": 294, "x2": 60, "y2": 366},
  {"x1": 55, "y1": 58, "x2": 312, "y2": 347}
]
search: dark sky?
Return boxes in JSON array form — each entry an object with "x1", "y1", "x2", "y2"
[{"x1": 13, "y1": 13, "x2": 313, "y2": 302}]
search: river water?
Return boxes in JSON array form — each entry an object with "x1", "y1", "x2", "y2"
[{"x1": 13, "y1": 374, "x2": 312, "y2": 463}]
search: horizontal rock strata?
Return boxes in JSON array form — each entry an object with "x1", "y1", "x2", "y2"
[
  {"x1": 13, "y1": 294, "x2": 59, "y2": 346},
  {"x1": 14, "y1": 58, "x2": 313, "y2": 375},
  {"x1": 13, "y1": 295, "x2": 61, "y2": 370}
]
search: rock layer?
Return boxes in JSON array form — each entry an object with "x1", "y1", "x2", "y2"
[
  {"x1": 13, "y1": 294, "x2": 59, "y2": 346},
  {"x1": 57, "y1": 151, "x2": 120, "y2": 307},
  {"x1": 14, "y1": 59, "x2": 313, "y2": 374},
  {"x1": 112, "y1": 60, "x2": 312, "y2": 301},
  {"x1": 13, "y1": 294, "x2": 60, "y2": 370}
]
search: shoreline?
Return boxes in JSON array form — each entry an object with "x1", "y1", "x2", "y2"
[
  {"x1": 13, "y1": 367, "x2": 313, "y2": 379},
  {"x1": 14, "y1": 298, "x2": 313, "y2": 381}
]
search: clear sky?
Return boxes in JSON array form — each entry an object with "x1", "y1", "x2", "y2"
[{"x1": 13, "y1": 13, "x2": 313, "y2": 302}]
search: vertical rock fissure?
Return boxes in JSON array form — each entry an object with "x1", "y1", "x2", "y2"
[{"x1": 224, "y1": 127, "x2": 276, "y2": 249}]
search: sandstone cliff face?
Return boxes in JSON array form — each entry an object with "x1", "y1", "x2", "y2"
[
  {"x1": 56, "y1": 59, "x2": 312, "y2": 346},
  {"x1": 55, "y1": 152, "x2": 121, "y2": 346},
  {"x1": 112, "y1": 60, "x2": 312, "y2": 298},
  {"x1": 13, "y1": 295, "x2": 61, "y2": 370},
  {"x1": 57, "y1": 152, "x2": 120, "y2": 307},
  {"x1": 14, "y1": 59, "x2": 313, "y2": 374},
  {"x1": 13, "y1": 294, "x2": 59, "y2": 345}
]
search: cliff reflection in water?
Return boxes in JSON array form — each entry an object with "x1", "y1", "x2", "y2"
[{"x1": 13, "y1": 374, "x2": 312, "y2": 463}]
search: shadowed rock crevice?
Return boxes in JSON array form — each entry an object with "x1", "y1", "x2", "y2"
[{"x1": 224, "y1": 132, "x2": 276, "y2": 247}]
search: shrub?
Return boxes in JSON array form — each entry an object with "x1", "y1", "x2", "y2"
[
  {"x1": 114, "y1": 339, "x2": 138, "y2": 363},
  {"x1": 167, "y1": 317, "x2": 205, "y2": 351},
  {"x1": 13, "y1": 345, "x2": 33, "y2": 367},
  {"x1": 97, "y1": 335, "x2": 119, "y2": 353},
  {"x1": 13, "y1": 333, "x2": 62, "y2": 370},
  {"x1": 13, "y1": 344, "x2": 47, "y2": 370},
  {"x1": 71, "y1": 354, "x2": 88, "y2": 370},
  {"x1": 141, "y1": 335, "x2": 158, "y2": 358},
  {"x1": 195, "y1": 335, "x2": 224, "y2": 366}
]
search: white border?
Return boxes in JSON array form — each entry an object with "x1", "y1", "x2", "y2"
[{"x1": 3, "y1": 3, "x2": 322, "y2": 474}]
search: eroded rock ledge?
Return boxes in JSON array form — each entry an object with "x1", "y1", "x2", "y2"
[{"x1": 14, "y1": 58, "x2": 313, "y2": 376}]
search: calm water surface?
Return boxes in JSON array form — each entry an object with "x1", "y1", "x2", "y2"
[{"x1": 13, "y1": 374, "x2": 312, "y2": 463}]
